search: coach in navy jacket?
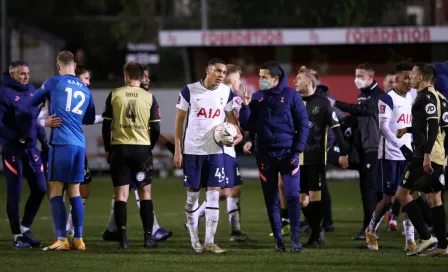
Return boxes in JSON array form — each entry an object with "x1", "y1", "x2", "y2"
[
  {"x1": 239, "y1": 61, "x2": 309, "y2": 252},
  {"x1": 435, "y1": 62, "x2": 448, "y2": 99},
  {"x1": 0, "y1": 62, "x2": 47, "y2": 249}
]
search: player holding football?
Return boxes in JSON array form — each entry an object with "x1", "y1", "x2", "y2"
[
  {"x1": 31, "y1": 51, "x2": 96, "y2": 251},
  {"x1": 195, "y1": 64, "x2": 247, "y2": 241},
  {"x1": 394, "y1": 63, "x2": 447, "y2": 256},
  {"x1": 174, "y1": 58, "x2": 242, "y2": 253},
  {"x1": 364, "y1": 61, "x2": 416, "y2": 251},
  {"x1": 294, "y1": 67, "x2": 349, "y2": 248},
  {"x1": 102, "y1": 65, "x2": 173, "y2": 242}
]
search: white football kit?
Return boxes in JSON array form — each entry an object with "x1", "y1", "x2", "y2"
[
  {"x1": 222, "y1": 95, "x2": 243, "y2": 158},
  {"x1": 378, "y1": 88, "x2": 413, "y2": 160},
  {"x1": 176, "y1": 80, "x2": 234, "y2": 155}
]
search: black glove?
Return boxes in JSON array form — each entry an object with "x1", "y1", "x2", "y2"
[{"x1": 400, "y1": 145, "x2": 413, "y2": 161}]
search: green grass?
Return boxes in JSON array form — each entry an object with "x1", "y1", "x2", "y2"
[{"x1": 1, "y1": 176, "x2": 448, "y2": 272}]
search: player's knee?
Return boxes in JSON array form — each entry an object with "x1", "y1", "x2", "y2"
[
  {"x1": 137, "y1": 185, "x2": 152, "y2": 201},
  {"x1": 185, "y1": 191, "x2": 200, "y2": 210},
  {"x1": 309, "y1": 191, "x2": 322, "y2": 202},
  {"x1": 300, "y1": 193, "x2": 309, "y2": 207},
  {"x1": 230, "y1": 185, "x2": 241, "y2": 197},
  {"x1": 206, "y1": 190, "x2": 220, "y2": 207},
  {"x1": 426, "y1": 192, "x2": 442, "y2": 208},
  {"x1": 114, "y1": 186, "x2": 129, "y2": 202}
]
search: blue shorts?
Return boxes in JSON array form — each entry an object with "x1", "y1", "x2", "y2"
[
  {"x1": 183, "y1": 154, "x2": 225, "y2": 190},
  {"x1": 223, "y1": 154, "x2": 243, "y2": 188},
  {"x1": 376, "y1": 159, "x2": 406, "y2": 194},
  {"x1": 48, "y1": 144, "x2": 85, "y2": 183}
]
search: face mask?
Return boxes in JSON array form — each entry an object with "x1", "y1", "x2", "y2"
[
  {"x1": 354, "y1": 78, "x2": 367, "y2": 89},
  {"x1": 259, "y1": 79, "x2": 271, "y2": 90}
]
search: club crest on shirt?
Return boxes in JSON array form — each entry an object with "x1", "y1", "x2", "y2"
[{"x1": 312, "y1": 106, "x2": 319, "y2": 115}]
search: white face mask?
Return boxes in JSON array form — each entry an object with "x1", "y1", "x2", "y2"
[{"x1": 354, "y1": 78, "x2": 367, "y2": 89}]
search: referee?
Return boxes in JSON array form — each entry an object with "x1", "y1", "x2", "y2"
[{"x1": 102, "y1": 62, "x2": 161, "y2": 249}]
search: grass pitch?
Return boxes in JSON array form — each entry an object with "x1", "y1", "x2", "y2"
[{"x1": 0, "y1": 176, "x2": 448, "y2": 271}]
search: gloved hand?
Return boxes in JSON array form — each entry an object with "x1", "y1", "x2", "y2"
[{"x1": 400, "y1": 145, "x2": 413, "y2": 161}]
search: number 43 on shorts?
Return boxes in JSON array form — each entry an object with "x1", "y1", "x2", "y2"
[{"x1": 215, "y1": 167, "x2": 225, "y2": 182}]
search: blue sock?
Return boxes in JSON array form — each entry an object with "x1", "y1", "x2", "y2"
[
  {"x1": 50, "y1": 196, "x2": 67, "y2": 239},
  {"x1": 287, "y1": 196, "x2": 301, "y2": 244},
  {"x1": 69, "y1": 196, "x2": 84, "y2": 239}
]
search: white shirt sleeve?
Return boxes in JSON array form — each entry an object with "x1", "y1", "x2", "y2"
[
  {"x1": 378, "y1": 96, "x2": 402, "y2": 148},
  {"x1": 37, "y1": 99, "x2": 49, "y2": 127},
  {"x1": 176, "y1": 86, "x2": 190, "y2": 111},
  {"x1": 224, "y1": 89, "x2": 235, "y2": 112}
]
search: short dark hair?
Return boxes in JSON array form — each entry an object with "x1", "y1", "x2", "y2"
[
  {"x1": 356, "y1": 62, "x2": 375, "y2": 72},
  {"x1": 75, "y1": 65, "x2": 91, "y2": 77},
  {"x1": 9, "y1": 61, "x2": 29, "y2": 73},
  {"x1": 414, "y1": 62, "x2": 436, "y2": 82},
  {"x1": 142, "y1": 65, "x2": 150, "y2": 72},
  {"x1": 384, "y1": 71, "x2": 395, "y2": 77},
  {"x1": 394, "y1": 61, "x2": 414, "y2": 74},
  {"x1": 207, "y1": 58, "x2": 226, "y2": 67},
  {"x1": 124, "y1": 61, "x2": 144, "y2": 81},
  {"x1": 260, "y1": 61, "x2": 282, "y2": 78},
  {"x1": 57, "y1": 50, "x2": 75, "y2": 66}
]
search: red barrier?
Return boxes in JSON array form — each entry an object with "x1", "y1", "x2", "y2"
[{"x1": 240, "y1": 75, "x2": 384, "y2": 104}]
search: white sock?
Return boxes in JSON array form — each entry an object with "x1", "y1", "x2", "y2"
[
  {"x1": 13, "y1": 234, "x2": 22, "y2": 241},
  {"x1": 20, "y1": 225, "x2": 30, "y2": 233},
  {"x1": 152, "y1": 212, "x2": 160, "y2": 233},
  {"x1": 66, "y1": 205, "x2": 74, "y2": 233},
  {"x1": 403, "y1": 219, "x2": 415, "y2": 243},
  {"x1": 185, "y1": 191, "x2": 200, "y2": 244},
  {"x1": 134, "y1": 189, "x2": 140, "y2": 209},
  {"x1": 368, "y1": 211, "x2": 384, "y2": 232},
  {"x1": 227, "y1": 197, "x2": 240, "y2": 232},
  {"x1": 198, "y1": 201, "x2": 207, "y2": 218},
  {"x1": 107, "y1": 197, "x2": 117, "y2": 232},
  {"x1": 205, "y1": 190, "x2": 220, "y2": 245}
]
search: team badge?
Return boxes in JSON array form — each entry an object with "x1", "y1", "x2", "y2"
[
  {"x1": 136, "y1": 172, "x2": 146, "y2": 182},
  {"x1": 442, "y1": 112, "x2": 448, "y2": 123},
  {"x1": 425, "y1": 103, "x2": 436, "y2": 114},
  {"x1": 440, "y1": 174, "x2": 445, "y2": 186},
  {"x1": 332, "y1": 111, "x2": 338, "y2": 122},
  {"x1": 404, "y1": 171, "x2": 410, "y2": 179},
  {"x1": 312, "y1": 106, "x2": 319, "y2": 115},
  {"x1": 379, "y1": 104, "x2": 386, "y2": 114}
]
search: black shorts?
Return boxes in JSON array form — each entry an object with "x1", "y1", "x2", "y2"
[
  {"x1": 300, "y1": 164, "x2": 326, "y2": 193},
  {"x1": 400, "y1": 159, "x2": 445, "y2": 193},
  {"x1": 83, "y1": 155, "x2": 92, "y2": 184},
  {"x1": 109, "y1": 145, "x2": 153, "y2": 188}
]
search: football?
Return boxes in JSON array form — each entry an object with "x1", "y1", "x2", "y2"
[{"x1": 214, "y1": 123, "x2": 238, "y2": 145}]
